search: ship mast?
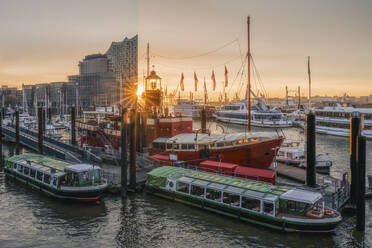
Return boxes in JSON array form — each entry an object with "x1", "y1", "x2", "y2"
[
  {"x1": 147, "y1": 43, "x2": 150, "y2": 77},
  {"x1": 247, "y1": 16, "x2": 251, "y2": 132}
]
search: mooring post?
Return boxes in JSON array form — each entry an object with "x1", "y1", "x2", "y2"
[
  {"x1": 306, "y1": 111, "x2": 316, "y2": 187},
  {"x1": 15, "y1": 110, "x2": 20, "y2": 155},
  {"x1": 356, "y1": 135, "x2": 366, "y2": 231},
  {"x1": 0, "y1": 112, "x2": 3, "y2": 165},
  {"x1": 201, "y1": 107, "x2": 207, "y2": 133},
  {"x1": 42, "y1": 108, "x2": 46, "y2": 132},
  {"x1": 121, "y1": 108, "x2": 128, "y2": 198},
  {"x1": 136, "y1": 111, "x2": 141, "y2": 152},
  {"x1": 129, "y1": 108, "x2": 137, "y2": 190},
  {"x1": 38, "y1": 107, "x2": 43, "y2": 154},
  {"x1": 350, "y1": 112, "x2": 361, "y2": 204},
  {"x1": 71, "y1": 106, "x2": 76, "y2": 146}
]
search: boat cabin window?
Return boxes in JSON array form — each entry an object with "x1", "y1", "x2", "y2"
[
  {"x1": 181, "y1": 144, "x2": 188, "y2": 150},
  {"x1": 263, "y1": 202, "x2": 274, "y2": 215},
  {"x1": 52, "y1": 177, "x2": 58, "y2": 186},
  {"x1": 30, "y1": 169, "x2": 36, "y2": 178},
  {"x1": 44, "y1": 174, "x2": 51, "y2": 184},
  {"x1": 176, "y1": 182, "x2": 189, "y2": 194},
  {"x1": 13, "y1": 163, "x2": 17, "y2": 170},
  {"x1": 190, "y1": 185, "x2": 204, "y2": 198},
  {"x1": 166, "y1": 143, "x2": 172, "y2": 149},
  {"x1": 36, "y1": 171, "x2": 43, "y2": 181},
  {"x1": 206, "y1": 188, "x2": 221, "y2": 202},
  {"x1": 17, "y1": 164, "x2": 23, "y2": 173},
  {"x1": 241, "y1": 196, "x2": 261, "y2": 212},
  {"x1": 287, "y1": 200, "x2": 307, "y2": 213},
  {"x1": 217, "y1": 143, "x2": 224, "y2": 147},
  {"x1": 278, "y1": 151, "x2": 285, "y2": 156},
  {"x1": 24, "y1": 167, "x2": 30, "y2": 175},
  {"x1": 173, "y1": 144, "x2": 180, "y2": 150},
  {"x1": 153, "y1": 142, "x2": 159, "y2": 149},
  {"x1": 188, "y1": 144, "x2": 195, "y2": 150},
  {"x1": 223, "y1": 192, "x2": 240, "y2": 206}
]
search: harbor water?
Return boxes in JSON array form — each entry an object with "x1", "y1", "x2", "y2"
[{"x1": 0, "y1": 122, "x2": 371, "y2": 248}]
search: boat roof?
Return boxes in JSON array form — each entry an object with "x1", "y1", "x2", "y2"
[
  {"x1": 64, "y1": 163, "x2": 100, "y2": 173},
  {"x1": 147, "y1": 166, "x2": 288, "y2": 196},
  {"x1": 165, "y1": 132, "x2": 278, "y2": 144},
  {"x1": 7, "y1": 153, "x2": 69, "y2": 172},
  {"x1": 280, "y1": 189, "x2": 322, "y2": 204}
]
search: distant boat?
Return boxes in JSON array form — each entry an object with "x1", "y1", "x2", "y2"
[
  {"x1": 4, "y1": 153, "x2": 108, "y2": 203},
  {"x1": 295, "y1": 100, "x2": 372, "y2": 140},
  {"x1": 276, "y1": 140, "x2": 332, "y2": 174},
  {"x1": 214, "y1": 98, "x2": 292, "y2": 128},
  {"x1": 146, "y1": 166, "x2": 342, "y2": 232}
]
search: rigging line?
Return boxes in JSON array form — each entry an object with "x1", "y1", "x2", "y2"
[
  {"x1": 251, "y1": 55, "x2": 268, "y2": 98},
  {"x1": 151, "y1": 38, "x2": 239, "y2": 60},
  {"x1": 226, "y1": 55, "x2": 247, "y2": 95}
]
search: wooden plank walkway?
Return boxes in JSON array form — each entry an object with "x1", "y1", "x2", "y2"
[{"x1": 272, "y1": 162, "x2": 329, "y2": 184}]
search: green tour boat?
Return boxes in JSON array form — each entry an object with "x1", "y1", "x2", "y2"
[
  {"x1": 4, "y1": 153, "x2": 108, "y2": 203},
  {"x1": 146, "y1": 166, "x2": 342, "y2": 233}
]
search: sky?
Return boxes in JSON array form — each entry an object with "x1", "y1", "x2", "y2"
[{"x1": 0, "y1": 0, "x2": 371, "y2": 98}]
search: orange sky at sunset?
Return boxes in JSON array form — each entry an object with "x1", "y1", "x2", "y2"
[{"x1": 0, "y1": 0, "x2": 371, "y2": 98}]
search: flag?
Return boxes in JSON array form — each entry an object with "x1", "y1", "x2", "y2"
[
  {"x1": 194, "y1": 72, "x2": 198, "y2": 92},
  {"x1": 180, "y1": 73, "x2": 184, "y2": 91},
  {"x1": 165, "y1": 84, "x2": 168, "y2": 97},
  {"x1": 224, "y1": 66, "x2": 228, "y2": 87},
  {"x1": 211, "y1": 70, "x2": 216, "y2": 91}
]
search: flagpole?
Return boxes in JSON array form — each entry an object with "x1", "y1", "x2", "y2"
[{"x1": 247, "y1": 16, "x2": 251, "y2": 132}]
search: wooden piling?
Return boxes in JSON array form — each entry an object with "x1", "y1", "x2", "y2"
[
  {"x1": 201, "y1": 108, "x2": 207, "y2": 133},
  {"x1": 129, "y1": 109, "x2": 137, "y2": 190},
  {"x1": 38, "y1": 107, "x2": 43, "y2": 154},
  {"x1": 42, "y1": 108, "x2": 46, "y2": 132},
  {"x1": 141, "y1": 112, "x2": 147, "y2": 149},
  {"x1": 306, "y1": 111, "x2": 316, "y2": 187},
  {"x1": 350, "y1": 112, "x2": 361, "y2": 204},
  {"x1": 120, "y1": 108, "x2": 128, "y2": 198},
  {"x1": 71, "y1": 106, "x2": 76, "y2": 146},
  {"x1": 136, "y1": 111, "x2": 141, "y2": 152},
  {"x1": 15, "y1": 110, "x2": 20, "y2": 155},
  {"x1": 356, "y1": 135, "x2": 366, "y2": 231}
]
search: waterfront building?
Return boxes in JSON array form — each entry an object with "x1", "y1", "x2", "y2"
[{"x1": 106, "y1": 35, "x2": 138, "y2": 106}]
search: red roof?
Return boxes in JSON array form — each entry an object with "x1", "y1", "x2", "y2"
[
  {"x1": 200, "y1": 160, "x2": 238, "y2": 170},
  {"x1": 234, "y1": 166, "x2": 275, "y2": 179},
  {"x1": 151, "y1": 154, "x2": 170, "y2": 161}
]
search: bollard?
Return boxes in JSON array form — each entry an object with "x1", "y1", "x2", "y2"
[
  {"x1": 201, "y1": 108, "x2": 207, "y2": 133},
  {"x1": 129, "y1": 109, "x2": 137, "y2": 190},
  {"x1": 121, "y1": 109, "x2": 128, "y2": 198},
  {"x1": 38, "y1": 107, "x2": 43, "y2": 154},
  {"x1": 0, "y1": 112, "x2": 2, "y2": 165},
  {"x1": 306, "y1": 111, "x2": 316, "y2": 187},
  {"x1": 350, "y1": 112, "x2": 361, "y2": 204},
  {"x1": 356, "y1": 135, "x2": 366, "y2": 231},
  {"x1": 71, "y1": 106, "x2": 76, "y2": 146},
  {"x1": 15, "y1": 110, "x2": 20, "y2": 155}
]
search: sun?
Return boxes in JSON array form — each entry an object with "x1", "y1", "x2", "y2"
[{"x1": 136, "y1": 85, "x2": 144, "y2": 97}]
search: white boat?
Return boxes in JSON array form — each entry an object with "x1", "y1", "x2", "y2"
[
  {"x1": 296, "y1": 101, "x2": 372, "y2": 140},
  {"x1": 172, "y1": 99, "x2": 202, "y2": 118},
  {"x1": 277, "y1": 140, "x2": 333, "y2": 174},
  {"x1": 214, "y1": 98, "x2": 292, "y2": 128}
]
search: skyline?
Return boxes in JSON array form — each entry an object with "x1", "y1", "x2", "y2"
[{"x1": 0, "y1": 0, "x2": 371, "y2": 98}]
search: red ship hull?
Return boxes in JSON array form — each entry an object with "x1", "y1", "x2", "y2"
[{"x1": 150, "y1": 137, "x2": 283, "y2": 170}]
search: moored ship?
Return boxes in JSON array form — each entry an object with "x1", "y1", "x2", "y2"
[
  {"x1": 4, "y1": 153, "x2": 108, "y2": 203},
  {"x1": 146, "y1": 166, "x2": 342, "y2": 232},
  {"x1": 150, "y1": 132, "x2": 284, "y2": 169}
]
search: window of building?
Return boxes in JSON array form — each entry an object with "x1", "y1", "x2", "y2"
[
  {"x1": 223, "y1": 192, "x2": 240, "y2": 206},
  {"x1": 190, "y1": 185, "x2": 204, "y2": 198},
  {"x1": 241, "y1": 196, "x2": 261, "y2": 212},
  {"x1": 36, "y1": 171, "x2": 43, "y2": 181},
  {"x1": 176, "y1": 182, "x2": 189, "y2": 194},
  {"x1": 263, "y1": 201, "x2": 274, "y2": 215},
  {"x1": 206, "y1": 188, "x2": 221, "y2": 202},
  {"x1": 30, "y1": 169, "x2": 36, "y2": 178},
  {"x1": 44, "y1": 174, "x2": 51, "y2": 184}
]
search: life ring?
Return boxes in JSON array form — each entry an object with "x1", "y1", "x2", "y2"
[{"x1": 324, "y1": 209, "x2": 334, "y2": 216}]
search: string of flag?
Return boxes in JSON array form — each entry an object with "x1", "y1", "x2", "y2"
[{"x1": 179, "y1": 67, "x2": 229, "y2": 92}]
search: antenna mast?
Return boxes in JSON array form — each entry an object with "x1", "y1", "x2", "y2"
[
  {"x1": 147, "y1": 43, "x2": 150, "y2": 77},
  {"x1": 247, "y1": 16, "x2": 251, "y2": 132}
]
